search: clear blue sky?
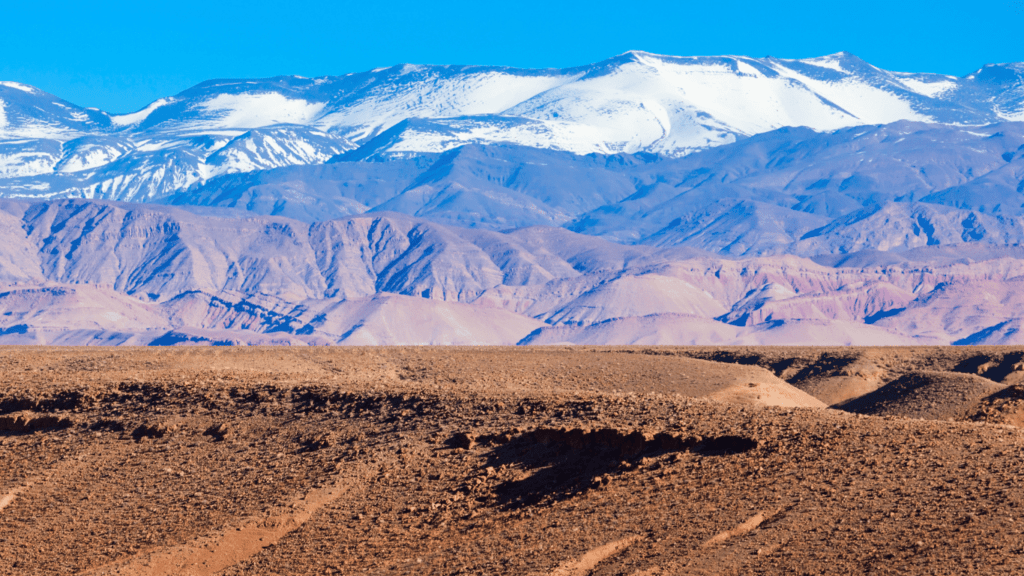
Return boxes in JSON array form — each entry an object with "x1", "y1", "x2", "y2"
[{"x1": 2, "y1": 0, "x2": 1022, "y2": 114}]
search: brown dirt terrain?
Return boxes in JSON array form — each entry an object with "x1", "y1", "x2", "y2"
[
  {"x1": 837, "y1": 371, "x2": 1006, "y2": 420},
  {"x1": 1, "y1": 346, "x2": 1023, "y2": 575}
]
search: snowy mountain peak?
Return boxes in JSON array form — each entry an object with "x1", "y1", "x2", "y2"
[
  {"x1": 0, "y1": 81, "x2": 40, "y2": 94},
  {"x1": 2, "y1": 51, "x2": 1024, "y2": 202}
]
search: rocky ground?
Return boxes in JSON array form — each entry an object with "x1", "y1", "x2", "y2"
[{"x1": 1, "y1": 346, "x2": 1024, "y2": 575}]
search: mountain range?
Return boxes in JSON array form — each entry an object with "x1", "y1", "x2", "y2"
[
  {"x1": 1, "y1": 51, "x2": 1023, "y2": 345},
  {"x1": 3, "y1": 51, "x2": 1023, "y2": 201}
]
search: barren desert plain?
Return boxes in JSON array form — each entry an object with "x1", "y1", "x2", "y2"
[{"x1": 2, "y1": 345, "x2": 1024, "y2": 575}]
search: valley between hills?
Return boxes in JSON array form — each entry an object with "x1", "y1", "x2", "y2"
[{"x1": 2, "y1": 346, "x2": 1023, "y2": 575}]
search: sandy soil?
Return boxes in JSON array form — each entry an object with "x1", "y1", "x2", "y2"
[{"x1": 1, "y1": 346, "x2": 1024, "y2": 575}]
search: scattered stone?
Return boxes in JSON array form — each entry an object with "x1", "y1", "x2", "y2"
[
  {"x1": 203, "y1": 422, "x2": 231, "y2": 442},
  {"x1": 300, "y1": 432, "x2": 332, "y2": 451},
  {"x1": 131, "y1": 422, "x2": 177, "y2": 442},
  {"x1": 448, "y1": 432, "x2": 476, "y2": 450}
]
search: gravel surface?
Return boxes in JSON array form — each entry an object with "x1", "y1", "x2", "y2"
[{"x1": 1, "y1": 346, "x2": 1023, "y2": 575}]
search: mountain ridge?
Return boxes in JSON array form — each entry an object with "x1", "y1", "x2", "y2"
[
  {"x1": 2, "y1": 53, "x2": 1024, "y2": 345},
  {"x1": 0, "y1": 198, "x2": 1022, "y2": 345},
  {"x1": 3, "y1": 51, "x2": 1023, "y2": 202},
  {"x1": 168, "y1": 121, "x2": 1024, "y2": 257}
]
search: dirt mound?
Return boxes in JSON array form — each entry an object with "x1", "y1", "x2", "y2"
[
  {"x1": 705, "y1": 378, "x2": 826, "y2": 408},
  {"x1": 792, "y1": 358, "x2": 889, "y2": 406},
  {"x1": 837, "y1": 370, "x2": 1007, "y2": 420},
  {"x1": 386, "y1": 347, "x2": 826, "y2": 408},
  {"x1": 966, "y1": 384, "x2": 1024, "y2": 427},
  {"x1": 668, "y1": 346, "x2": 1024, "y2": 407},
  {"x1": 641, "y1": 347, "x2": 889, "y2": 405}
]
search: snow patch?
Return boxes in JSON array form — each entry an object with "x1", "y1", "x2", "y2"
[
  {"x1": 0, "y1": 122, "x2": 83, "y2": 141},
  {"x1": 770, "y1": 64, "x2": 933, "y2": 124},
  {"x1": 801, "y1": 57, "x2": 847, "y2": 73},
  {"x1": 383, "y1": 117, "x2": 614, "y2": 156},
  {"x1": 0, "y1": 151, "x2": 58, "y2": 177},
  {"x1": 318, "y1": 71, "x2": 572, "y2": 134},
  {"x1": 110, "y1": 98, "x2": 175, "y2": 126},
  {"x1": 57, "y1": 144, "x2": 129, "y2": 173},
  {"x1": 133, "y1": 139, "x2": 184, "y2": 152},
  {"x1": 734, "y1": 60, "x2": 762, "y2": 77},
  {"x1": 196, "y1": 93, "x2": 325, "y2": 130},
  {"x1": 996, "y1": 107, "x2": 1024, "y2": 122},
  {"x1": 0, "y1": 81, "x2": 37, "y2": 93},
  {"x1": 899, "y1": 78, "x2": 957, "y2": 98}
]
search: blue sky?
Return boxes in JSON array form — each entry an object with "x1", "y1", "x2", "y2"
[{"x1": 2, "y1": 0, "x2": 1022, "y2": 113}]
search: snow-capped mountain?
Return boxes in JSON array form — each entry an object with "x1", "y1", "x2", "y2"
[
  {"x1": 2, "y1": 51, "x2": 1023, "y2": 202},
  {"x1": 0, "y1": 81, "x2": 112, "y2": 139},
  {"x1": 4, "y1": 51, "x2": 1024, "y2": 347}
]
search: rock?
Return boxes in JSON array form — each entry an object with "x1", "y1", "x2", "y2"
[
  {"x1": 0, "y1": 411, "x2": 74, "y2": 433},
  {"x1": 300, "y1": 432, "x2": 332, "y2": 451},
  {"x1": 203, "y1": 423, "x2": 231, "y2": 441},
  {"x1": 131, "y1": 422, "x2": 177, "y2": 442},
  {"x1": 448, "y1": 432, "x2": 476, "y2": 450}
]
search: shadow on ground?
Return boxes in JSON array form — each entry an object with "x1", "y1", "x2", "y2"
[{"x1": 453, "y1": 428, "x2": 758, "y2": 509}]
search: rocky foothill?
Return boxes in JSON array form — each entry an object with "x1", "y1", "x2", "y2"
[{"x1": 1, "y1": 346, "x2": 1023, "y2": 575}]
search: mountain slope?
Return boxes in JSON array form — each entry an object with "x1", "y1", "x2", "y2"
[
  {"x1": 0, "y1": 199, "x2": 1023, "y2": 345},
  {"x1": 174, "y1": 122, "x2": 1024, "y2": 257}
]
